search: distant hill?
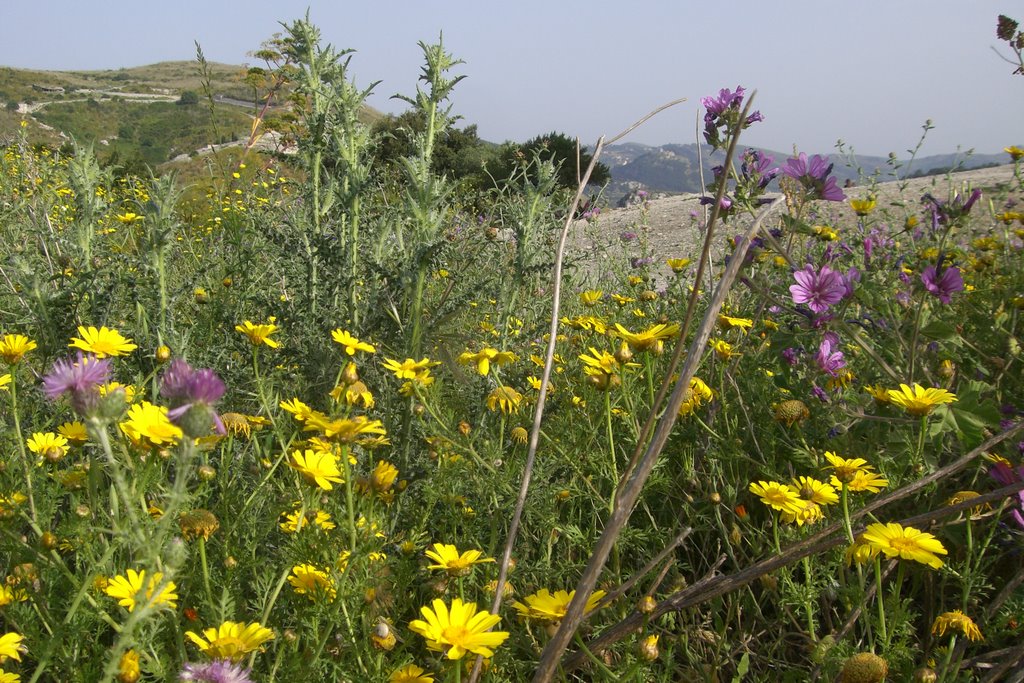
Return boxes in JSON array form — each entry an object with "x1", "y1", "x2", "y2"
[
  {"x1": 0, "y1": 62, "x2": 383, "y2": 172},
  {"x1": 600, "y1": 142, "x2": 1008, "y2": 201}
]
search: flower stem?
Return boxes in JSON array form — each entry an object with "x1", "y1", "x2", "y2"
[
  {"x1": 8, "y1": 373, "x2": 38, "y2": 522},
  {"x1": 874, "y1": 555, "x2": 887, "y2": 649},
  {"x1": 841, "y1": 483, "x2": 855, "y2": 544}
]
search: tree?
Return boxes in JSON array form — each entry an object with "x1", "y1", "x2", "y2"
[
  {"x1": 494, "y1": 131, "x2": 610, "y2": 191},
  {"x1": 177, "y1": 90, "x2": 199, "y2": 106}
]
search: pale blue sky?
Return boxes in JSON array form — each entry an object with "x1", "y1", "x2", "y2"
[{"x1": 3, "y1": 1, "x2": 1022, "y2": 157}]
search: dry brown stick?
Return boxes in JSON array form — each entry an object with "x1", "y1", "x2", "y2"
[
  {"x1": 980, "y1": 642, "x2": 1024, "y2": 683},
  {"x1": 466, "y1": 97, "x2": 687, "y2": 683},
  {"x1": 533, "y1": 138, "x2": 782, "y2": 681},
  {"x1": 617, "y1": 96, "x2": 756, "y2": 492},
  {"x1": 559, "y1": 423, "x2": 1024, "y2": 671}
]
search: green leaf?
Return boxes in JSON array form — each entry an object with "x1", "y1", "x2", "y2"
[{"x1": 732, "y1": 652, "x2": 750, "y2": 682}]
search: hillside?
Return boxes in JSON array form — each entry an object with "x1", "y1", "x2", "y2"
[
  {"x1": 600, "y1": 142, "x2": 1008, "y2": 201},
  {"x1": 0, "y1": 61, "x2": 383, "y2": 171}
]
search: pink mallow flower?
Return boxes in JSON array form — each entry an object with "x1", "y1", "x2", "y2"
[
  {"x1": 920, "y1": 265, "x2": 964, "y2": 304},
  {"x1": 790, "y1": 264, "x2": 847, "y2": 313}
]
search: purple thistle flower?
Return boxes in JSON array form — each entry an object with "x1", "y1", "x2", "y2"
[
  {"x1": 42, "y1": 352, "x2": 112, "y2": 417},
  {"x1": 180, "y1": 660, "x2": 254, "y2": 683},
  {"x1": 920, "y1": 265, "x2": 964, "y2": 304},
  {"x1": 782, "y1": 153, "x2": 846, "y2": 202},
  {"x1": 789, "y1": 264, "x2": 847, "y2": 313},
  {"x1": 815, "y1": 332, "x2": 846, "y2": 377},
  {"x1": 160, "y1": 359, "x2": 226, "y2": 436}
]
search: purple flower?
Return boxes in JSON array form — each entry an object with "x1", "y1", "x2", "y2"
[
  {"x1": 789, "y1": 264, "x2": 847, "y2": 313},
  {"x1": 701, "y1": 86, "x2": 763, "y2": 149},
  {"x1": 920, "y1": 265, "x2": 964, "y2": 304},
  {"x1": 843, "y1": 267, "x2": 861, "y2": 297},
  {"x1": 782, "y1": 347, "x2": 800, "y2": 366},
  {"x1": 180, "y1": 660, "x2": 254, "y2": 683},
  {"x1": 988, "y1": 460, "x2": 1024, "y2": 529},
  {"x1": 619, "y1": 231, "x2": 638, "y2": 242},
  {"x1": 815, "y1": 332, "x2": 845, "y2": 377},
  {"x1": 630, "y1": 256, "x2": 654, "y2": 269},
  {"x1": 42, "y1": 352, "x2": 112, "y2": 416},
  {"x1": 922, "y1": 189, "x2": 982, "y2": 228},
  {"x1": 782, "y1": 153, "x2": 846, "y2": 202},
  {"x1": 160, "y1": 359, "x2": 226, "y2": 436},
  {"x1": 811, "y1": 384, "x2": 830, "y2": 403},
  {"x1": 740, "y1": 149, "x2": 779, "y2": 191}
]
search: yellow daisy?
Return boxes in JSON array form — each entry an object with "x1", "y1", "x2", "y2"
[
  {"x1": 458, "y1": 347, "x2": 518, "y2": 376},
  {"x1": 119, "y1": 401, "x2": 183, "y2": 448},
  {"x1": 288, "y1": 449, "x2": 344, "y2": 490},
  {"x1": 486, "y1": 386, "x2": 524, "y2": 415},
  {"x1": 0, "y1": 334, "x2": 37, "y2": 364},
  {"x1": 104, "y1": 568, "x2": 178, "y2": 612},
  {"x1": 185, "y1": 621, "x2": 275, "y2": 662},
  {"x1": 408, "y1": 598, "x2": 508, "y2": 660},
  {"x1": 749, "y1": 481, "x2": 802, "y2": 513},
  {"x1": 512, "y1": 588, "x2": 607, "y2": 623},
  {"x1": 389, "y1": 664, "x2": 435, "y2": 683},
  {"x1": 26, "y1": 432, "x2": 69, "y2": 462},
  {"x1": 331, "y1": 329, "x2": 375, "y2": 355},
  {"x1": 288, "y1": 564, "x2": 336, "y2": 602},
  {"x1": 932, "y1": 610, "x2": 983, "y2": 641},
  {"x1": 0, "y1": 632, "x2": 26, "y2": 664},
  {"x1": 886, "y1": 383, "x2": 957, "y2": 416},
  {"x1": 861, "y1": 522, "x2": 947, "y2": 569},
  {"x1": 68, "y1": 325, "x2": 137, "y2": 358},
  {"x1": 424, "y1": 543, "x2": 495, "y2": 576},
  {"x1": 235, "y1": 320, "x2": 280, "y2": 348}
]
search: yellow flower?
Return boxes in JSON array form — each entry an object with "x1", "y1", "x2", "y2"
[
  {"x1": 836, "y1": 470, "x2": 888, "y2": 493},
  {"x1": 749, "y1": 481, "x2": 803, "y2": 513},
  {"x1": 0, "y1": 334, "x2": 37, "y2": 364},
  {"x1": 932, "y1": 610, "x2": 983, "y2": 641},
  {"x1": 408, "y1": 598, "x2": 509, "y2": 660},
  {"x1": 68, "y1": 325, "x2": 137, "y2": 358},
  {"x1": 717, "y1": 314, "x2": 753, "y2": 332},
  {"x1": 369, "y1": 460, "x2": 399, "y2": 492},
  {"x1": 610, "y1": 293, "x2": 635, "y2": 306},
  {"x1": 885, "y1": 383, "x2": 957, "y2": 416},
  {"x1": 288, "y1": 564, "x2": 336, "y2": 601},
  {"x1": 844, "y1": 538, "x2": 878, "y2": 566},
  {"x1": 288, "y1": 449, "x2": 344, "y2": 490},
  {"x1": 710, "y1": 339, "x2": 737, "y2": 360},
  {"x1": 666, "y1": 257, "x2": 691, "y2": 273},
  {"x1": 849, "y1": 197, "x2": 877, "y2": 216},
  {"x1": 100, "y1": 382, "x2": 136, "y2": 403},
  {"x1": 104, "y1": 569, "x2": 178, "y2": 612},
  {"x1": 382, "y1": 357, "x2": 438, "y2": 381},
  {"x1": 792, "y1": 476, "x2": 838, "y2": 506},
  {"x1": 774, "y1": 399, "x2": 810, "y2": 426},
  {"x1": 861, "y1": 522, "x2": 947, "y2": 569},
  {"x1": 26, "y1": 432, "x2": 69, "y2": 462},
  {"x1": 0, "y1": 373, "x2": 9, "y2": 391},
  {"x1": 0, "y1": 632, "x2": 26, "y2": 664},
  {"x1": 118, "y1": 649, "x2": 141, "y2": 683},
  {"x1": 864, "y1": 384, "x2": 891, "y2": 404},
  {"x1": 1005, "y1": 145, "x2": 1024, "y2": 160},
  {"x1": 485, "y1": 386, "x2": 524, "y2": 414},
  {"x1": 185, "y1": 621, "x2": 275, "y2": 662},
  {"x1": 424, "y1": 543, "x2": 495, "y2": 576},
  {"x1": 0, "y1": 585, "x2": 27, "y2": 607},
  {"x1": 823, "y1": 452, "x2": 874, "y2": 484},
  {"x1": 178, "y1": 509, "x2": 220, "y2": 541},
  {"x1": 57, "y1": 421, "x2": 88, "y2": 444},
  {"x1": 331, "y1": 329, "x2": 375, "y2": 355},
  {"x1": 458, "y1": 347, "x2": 517, "y2": 376},
  {"x1": 579, "y1": 290, "x2": 603, "y2": 306},
  {"x1": 512, "y1": 589, "x2": 607, "y2": 623},
  {"x1": 947, "y1": 490, "x2": 991, "y2": 516},
  {"x1": 510, "y1": 426, "x2": 529, "y2": 445},
  {"x1": 307, "y1": 414, "x2": 387, "y2": 443},
  {"x1": 119, "y1": 401, "x2": 183, "y2": 448},
  {"x1": 389, "y1": 663, "x2": 435, "y2": 683},
  {"x1": 235, "y1": 320, "x2": 280, "y2": 348},
  {"x1": 279, "y1": 508, "x2": 336, "y2": 533},
  {"x1": 813, "y1": 225, "x2": 839, "y2": 240},
  {"x1": 280, "y1": 397, "x2": 314, "y2": 422},
  {"x1": 115, "y1": 212, "x2": 144, "y2": 224},
  {"x1": 780, "y1": 501, "x2": 824, "y2": 526},
  {"x1": 614, "y1": 323, "x2": 680, "y2": 352},
  {"x1": 678, "y1": 377, "x2": 713, "y2": 416}
]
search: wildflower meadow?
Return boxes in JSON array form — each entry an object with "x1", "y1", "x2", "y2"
[{"x1": 2, "y1": 14, "x2": 1024, "y2": 683}]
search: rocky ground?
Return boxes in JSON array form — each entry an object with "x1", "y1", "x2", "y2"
[{"x1": 566, "y1": 164, "x2": 1021, "y2": 286}]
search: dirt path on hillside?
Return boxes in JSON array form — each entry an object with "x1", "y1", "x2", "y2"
[{"x1": 567, "y1": 164, "x2": 1020, "y2": 286}]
